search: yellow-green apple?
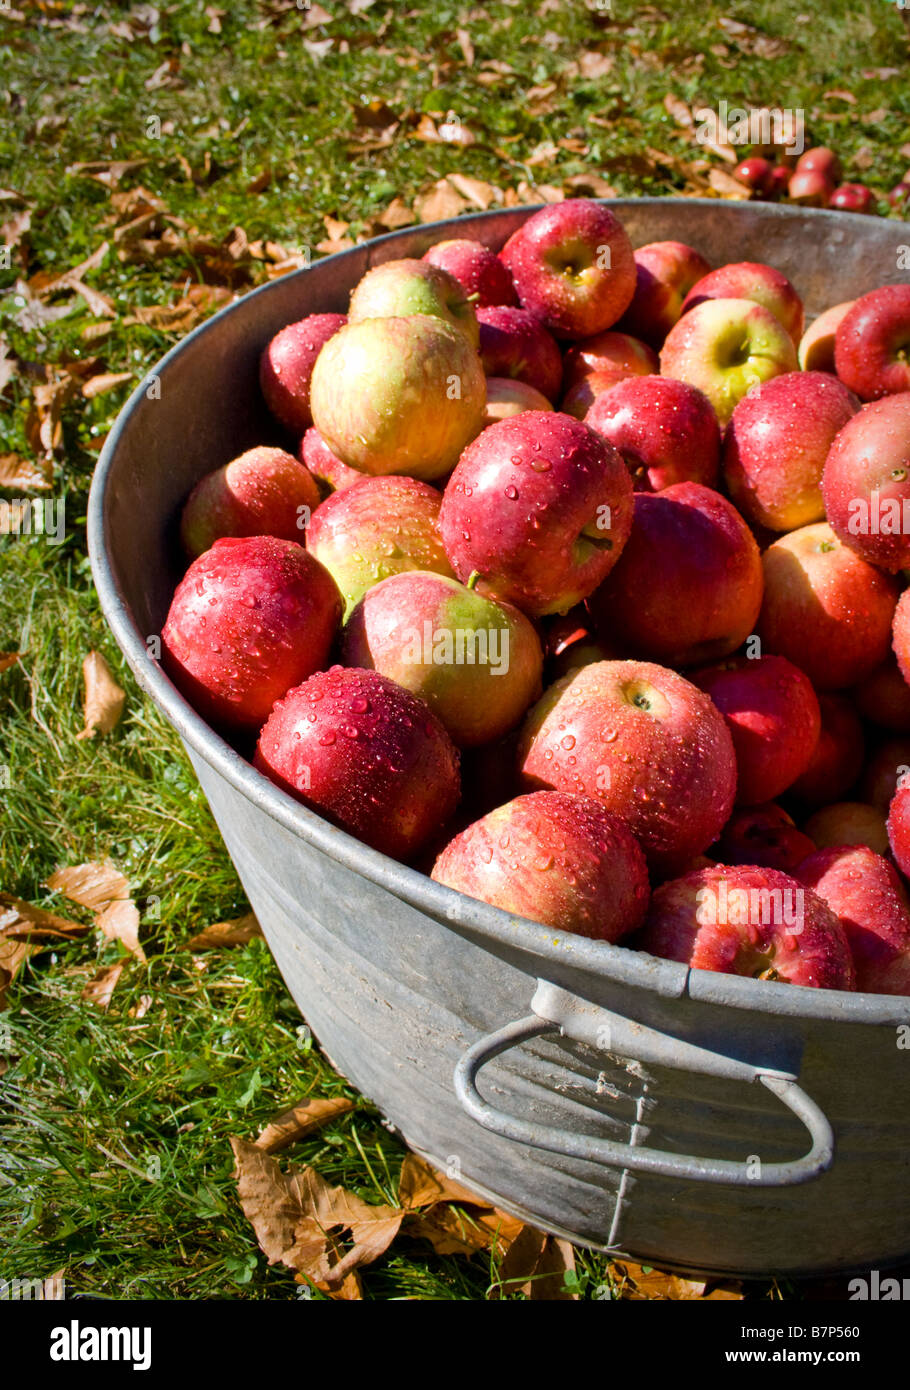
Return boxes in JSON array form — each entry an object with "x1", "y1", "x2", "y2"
[
  {"x1": 588, "y1": 482, "x2": 763, "y2": 668},
  {"x1": 260, "y1": 312, "x2": 346, "y2": 434},
  {"x1": 431, "y1": 791, "x2": 649, "y2": 941},
  {"x1": 162, "y1": 535, "x2": 342, "y2": 734},
  {"x1": 757, "y1": 522, "x2": 899, "y2": 690},
  {"x1": 299, "y1": 427, "x2": 363, "y2": 497},
  {"x1": 829, "y1": 184, "x2": 876, "y2": 214},
  {"x1": 894, "y1": 589, "x2": 910, "y2": 686},
  {"x1": 310, "y1": 315, "x2": 485, "y2": 481},
  {"x1": 499, "y1": 198, "x2": 637, "y2": 339},
  {"x1": 854, "y1": 654, "x2": 910, "y2": 731},
  {"x1": 348, "y1": 258, "x2": 479, "y2": 346},
  {"x1": 483, "y1": 376, "x2": 553, "y2": 427},
  {"x1": 796, "y1": 146, "x2": 842, "y2": 184},
  {"x1": 423, "y1": 238, "x2": 518, "y2": 308},
  {"x1": 711, "y1": 803, "x2": 816, "y2": 872},
  {"x1": 439, "y1": 411, "x2": 634, "y2": 618},
  {"x1": 787, "y1": 169, "x2": 833, "y2": 207},
  {"x1": 637, "y1": 864, "x2": 855, "y2": 990},
  {"x1": 341, "y1": 571, "x2": 543, "y2": 747},
  {"x1": 724, "y1": 370, "x2": 858, "y2": 531},
  {"x1": 306, "y1": 475, "x2": 453, "y2": 619},
  {"x1": 616, "y1": 240, "x2": 712, "y2": 348},
  {"x1": 681, "y1": 262, "x2": 804, "y2": 345},
  {"x1": 888, "y1": 785, "x2": 910, "y2": 878},
  {"x1": 476, "y1": 305, "x2": 562, "y2": 402},
  {"x1": 797, "y1": 300, "x2": 855, "y2": 372},
  {"x1": 561, "y1": 330, "x2": 658, "y2": 396},
  {"x1": 822, "y1": 394, "x2": 910, "y2": 571},
  {"x1": 692, "y1": 654, "x2": 821, "y2": 805},
  {"x1": 796, "y1": 845, "x2": 910, "y2": 995},
  {"x1": 659, "y1": 297, "x2": 797, "y2": 425},
  {"x1": 788, "y1": 693, "x2": 864, "y2": 807},
  {"x1": 834, "y1": 287, "x2": 910, "y2": 400},
  {"x1": 517, "y1": 659, "x2": 737, "y2": 876},
  {"x1": 585, "y1": 376, "x2": 721, "y2": 492},
  {"x1": 803, "y1": 801, "x2": 889, "y2": 856},
  {"x1": 180, "y1": 446, "x2": 321, "y2": 557},
  {"x1": 253, "y1": 665, "x2": 460, "y2": 861},
  {"x1": 859, "y1": 736, "x2": 910, "y2": 811}
]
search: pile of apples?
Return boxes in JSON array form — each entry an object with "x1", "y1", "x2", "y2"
[
  {"x1": 734, "y1": 142, "x2": 910, "y2": 215},
  {"x1": 161, "y1": 197, "x2": 910, "y2": 999}
]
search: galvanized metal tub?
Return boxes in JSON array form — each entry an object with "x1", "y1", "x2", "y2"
[{"x1": 88, "y1": 200, "x2": 910, "y2": 1278}]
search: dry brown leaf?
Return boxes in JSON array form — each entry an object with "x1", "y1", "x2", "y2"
[
  {"x1": 124, "y1": 301, "x2": 204, "y2": 333},
  {"x1": 0, "y1": 454, "x2": 51, "y2": 490},
  {"x1": 517, "y1": 181, "x2": 564, "y2": 204},
  {"x1": 47, "y1": 860, "x2": 129, "y2": 912},
  {"x1": 0, "y1": 653, "x2": 20, "y2": 674},
  {"x1": 1, "y1": 207, "x2": 31, "y2": 251},
  {"x1": 491, "y1": 1226, "x2": 578, "y2": 1300},
  {"x1": 96, "y1": 900, "x2": 145, "y2": 963},
  {"x1": 0, "y1": 336, "x2": 18, "y2": 395},
  {"x1": 375, "y1": 196, "x2": 413, "y2": 230},
  {"x1": 82, "y1": 961, "x2": 126, "y2": 1009},
  {"x1": 565, "y1": 172, "x2": 616, "y2": 198},
  {"x1": 75, "y1": 651, "x2": 126, "y2": 740},
  {"x1": 456, "y1": 27, "x2": 474, "y2": 66},
  {"x1": 256, "y1": 1096, "x2": 356, "y2": 1153},
  {"x1": 446, "y1": 173, "x2": 499, "y2": 209},
  {"x1": 415, "y1": 180, "x2": 469, "y2": 222},
  {"x1": 577, "y1": 50, "x2": 613, "y2": 79},
  {"x1": 186, "y1": 912, "x2": 263, "y2": 949},
  {"x1": 303, "y1": 2, "x2": 333, "y2": 26},
  {"x1": 406, "y1": 1202, "x2": 522, "y2": 1256},
  {"x1": 0, "y1": 935, "x2": 35, "y2": 1010},
  {"x1": 823, "y1": 89, "x2": 857, "y2": 105},
  {"x1": 65, "y1": 159, "x2": 148, "y2": 189},
  {"x1": 0, "y1": 893, "x2": 87, "y2": 942},
  {"x1": 81, "y1": 372, "x2": 133, "y2": 400},
  {"x1": 398, "y1": 1152, "x2": 488, "y2": 1211},
  {"x1": 612, "y1": 1259, "x2": 743, "y2": 1301},
  {"x1": 664, "y1": 93, "x2": 693, "y2": 128},
  {"x1": 708, "y1": 167, "x2": 751, "y2": 198},
  {"x1": 247, "y1": 168, "x2": 272, "y2": 195}
]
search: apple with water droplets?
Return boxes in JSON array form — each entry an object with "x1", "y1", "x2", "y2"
[{"x1": 260, "y1": 312, "x2": 346, "y2": 435}]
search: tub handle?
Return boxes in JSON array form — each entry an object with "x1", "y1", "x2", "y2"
[{"x1": 453, "y1": 981, "x2": 834, "y2": 1187}]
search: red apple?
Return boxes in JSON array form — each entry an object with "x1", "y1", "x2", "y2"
[
  {"x1": 423, "y1": 237, "x2": 519, "y2": 308},
  {"x1": 439, "y1": 412, "x2": 634, "y2": 618},
  {"x1": 517, "y1": 659, "x2": 737, "y2": 875},
  {"x1": 889, "y1": 182, "x2": 910, "y2": 213},
  {"x1": 483, "y1": 376, "x2": 553, "y2": 426},
  {"x1": 681, "y1": 262, "x2": 804, "y2": 345},
  {"x1": 796, "y1": 845, "x2": 910, "y2": 995},
  {"x1": 260, "y1": 313, "x2": 347, "y2": 435},
  {"x1": 299, "y1": 427, "x2": 364, "y2": 497},
  {"x1": 768, "y1": 165, "x2": 791, "y2": 199},
  {"x1": 712, "y1": 803, "x2": 816, "y2": 872},
  {"x1": 859, "y1": 737, "x2": 910, "y2": 811},
  {"x1": 476, "y1": 305, "x2": 563, "y2": 402},
  {"x1": 637, "y1": 864, "x2": 854, "y2": 990},
  {"x1": 617, "y1": 240, "x2": 712, "y2": 349},
  {"x1": 306, "y1": 475, "x2": 453, "y2": 618},
  {"x1": 797, "y1": 300, "x2": 855, "y2": 373},
  {"x1": 659, "y1": 296, "x2": 798, "y2": 425},
  {"x1": 560, "y1": 370, "x2": 632, "y2": 421},
  {"x1": 757, "y1": 523, "x2": 899, "y2": 690},
  {"x1": 893, "y1": 589, "x2": 910, "y2": 687},
  {"x1": 162, "y1": 536, "x2": 342, "y2": 734},
  {"x1": 734, "y1": 157, "x2": 775, "y2": 196},
  {"x1": 888, "y1": 784, "x2": 910, "y2": 878},
  {"x1": 561, "y1": 330, "x2": 658, "y2": 395},
  {"x1": 796, "y1": 146, "x2": 842, "y2": 184},
  {"x1": 499, "y1": 198, "x2": 637, "y2": 339},
  {"x1": 180, "y1": 446, "x2": 321, "y2": 557},
  {"x1": 348, "y1": 257, "x2": 479, "y2": 346},
  {"x1": 854, "y1": 654, "x2": 910, "y2": 732},
  {"x1": 833, "y1": 287, "x2": 910, "y2": 401},
  {"x1": 788, "y1": 693, "x2": 865, "y2": 808},
  {"x1": 723, "y1": 370, "x2": 859, "y2": 531},
  {"x1": 829, "y1": 183, "x2": 876, "y2": 214},
  {"x1": 254, "y1": 666, "x2": 460, "y2": 861},
  {"x1": 588, "y1": 482, "x2": 763, "y2": 668},
  {"x1": 692, "y1": 654, "x2": 821, "y2": 806},
  {"x1": 341, "y1": 571, "x2": 543, "y2": 748},
  {"x1": 787, "y1": 169, "x2": 833, "y2": 207},
  {"x1": 803, "y1": 801, "x2": 889, "y2": 856},
  {"x1": 822, "y1": 394, "x2": 910, "y2": 571},
  {"x1": 431, "y1": 791, "x2": 649, "y2": 941},
  {"x1": 585, "y1": 376, "x2": 720, "y2": 492}
]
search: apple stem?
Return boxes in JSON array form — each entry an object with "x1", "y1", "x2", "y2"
[{"x1": 466, "y1": 570, "x2": 481, "y2": 591}]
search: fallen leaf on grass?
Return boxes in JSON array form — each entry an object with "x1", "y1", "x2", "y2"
[
  {"x1": 708, "y1": 167, "x2": 751, "y2": 198},
  {"x1": 96, "y1": 900, "x2": 145, "y2": 964},
  {"x1": 65, "y1": 159, "x2": 148, "y2": 190},
  {"x1": 374, "y1": 196, "x2": 413, "y2": 230},
  {"x1": 47, "y1": 860, "x2": 129, "y2": 912},
  {"x1": 447, "y1": 173, "x2": 499, "y2": 209},
  {"x1": 490, "y1": 1226, "x2": 577, "y2": 1300},
  {"x1": 398, "y1": 1152, "x2": 487, "y2": 1211},
  {"x1": 414, "y1": 179, "x2": 469, "y2": 222},
  {"x1": 0, "y1": 206, "x2": 31, "y2": 255},
  {"x1": 81, "y1": 960, "x2": 126, "y2": 1009},
  {"x1": 75, "y1": 651, "x2": 126, "y2": 740},
  {"x1": 0, "y1": 937, "x2": 34, "y2": 1011},
  {"x1": 0, "y1": 454, "x2": 51, "y2": 490},
  {"x1": 0, "y1": 893, "x2": 87, "y2": 942},
  {"x1": 81, "y1": 372, "x2": 133, "y2": 400},
  {"x1": 456, "y1": 27, "x2": 474, "y2": 66},
  {"x1": 664, "y1": 93, "x2": 693, "y2": 129},
  {"x1": 255, "y1": 1096, "x2": 356, "y2": 1153},
  {"x1": 186, "y1": 912, "x2": 263, "y2": 949},
  {"x1": 611, "y1": 1258, "x2": 743, "y2": 1300},
  {"x1": 0, "y1": 654, "x2": 20, "y2": 674}
]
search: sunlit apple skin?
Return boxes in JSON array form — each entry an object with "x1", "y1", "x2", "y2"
[
  {"x1": 431, "y1": 791, "x2": 649, "y2": 942},
  {"x1": 692, "y1": 655, "x2": 821, "y2": 806},
  {"x1": 796, "y1": 146, "x2": 842, "y2": 184},
  {"x1": 348, "y1": 257, "x2": 479, "y2": 347},
  {"x1": 894, "y1": 590, "x2": 910, "y2": 687},
  {"x1": 439, "y1": 412, "x2": 634, "y2": 618},
  {"x1": 854, "y1": 656, "x2": 910, "y2": 733},
  {"x1": 834, "y1": 287, "x2": 910, "y2": 401},
  {"x1": 787, "y1": 169, "x2": 833, "y2": 208},
  {"x1": 254, "y1": 666, "x2": 460, "y2": 862},
  {"x1": 500, "y1": 199, "x2": 637, "y2": 340},
  {"x1": 888, "y1": 784, "x2": 910, "y2": 878},
  {"x1": 757, "y1": 523, "x2": 899, "y2": 691},
  {"x1": 803, "y1": 802, "x2": 889, "y2": 856},
  {"x1": 711, "y1": 803, "x2": 816, "y2": 872},
  {"x1": 796, "y1": 845, "x2": 910, "y2": 996},
  {"x1": 588, "y1": 482, "x2": 763, "y2": 669},
  {"x1": 162, "y1": 536, "x2": 342, "y2": 735},
  {"x1": 859, "y1": 737, "x2": 910, "y2": 811},
  {"x1": 659, "y1": 297, "x2": 797, "y2": 426},
  {"x1": 822, "y1": 394, "x2": 910, "y2": 571},
  {"x1": 585, "y1": 376, "x2": 720, "y2": 492},
  {"x1": 560, "y1": 369, "x2": 638, "y2": 420},
  {"x1": 616, "y1": 240, "x2": 712, "y2": 349},
  {"x1": 305, "y1": 475, "x2": 453, "y2": 619},
  {"x1": 259, "y1": 313, "x2": 347, "y2": 434},
  {"x1": 724, "y1": 370, "x2": 859, "y2": 532},
  {"x1": 561, "y1": 330, "x2": 658, "y2": 395},
  {"x1": 681, "y1": 262, "x2": 804, "y2": 345},
  {"x1": 310, "y1": 315, "x2": 486, "y2": 481},
  {"x1": 517, "y1": 659, "x2": 737, "y2": 876},
  {"x1": 298, "y1": 427, "x2": 364, "y2": 497},
  {"x1": 637, "y1": 865, "x2": 854, "y2": 990},
  {"x1": 476, "y1": 305, "x2": 563, "y2": 402},
  {"x1": 829, "y1": 183, "x2": 876, "y2": 214},
  {"x1": 423, "y1": 238, "x2": 519, "y2": 308},
  {"x1": 483, "y1": 376, "x2": 553, "y2": 427},
  {"x1": 734, "y1": 157, "x2": 775, "y2": 196},
  {"x1": 797, "y1": 300, "x2": 855, "y2": 372},
  {"x1": 180, "y1": 446, "x2": 321, "y2": 557},
  {"x1": 342, "y1": 571, "x2": 543, "y2": 748},
  {"x1": 788, "y1": 693, "x2": 865, "y2": 808}
]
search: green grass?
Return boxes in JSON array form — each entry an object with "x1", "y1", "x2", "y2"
[{"x1": 1, "y1": 0, "x2": 907, "y2": 1301}]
